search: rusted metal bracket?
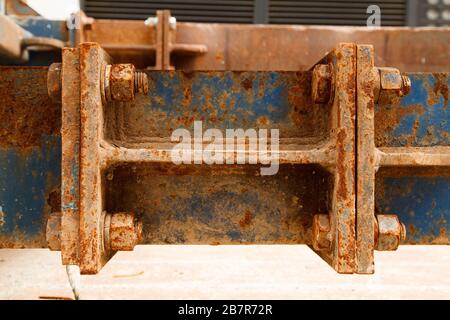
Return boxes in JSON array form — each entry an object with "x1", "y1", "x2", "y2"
[
  {"x1": 43, "y1": 41, "x2": 449, "y2": 274},
  {"x1": 146, "y1": 10, "x2": 208, "y2": 70},
  {"x1": 355, "y1": 45, "x2": 450, "y2": 273},
  {"x1": 310, "y1": 44, "x2": 426, "y2": 274},
  {"x1": 51, "y1": 42, "x2": 359, "y2": 274},
  {"x1": 309, "y1": 43, "x2": 357, "y2": 273},
  {"x1": 53, "y1": 43, "x2": 147, "y2": 273},
  {"x1": 75, "y1": 10, "x2": 207, "y2": 70}
]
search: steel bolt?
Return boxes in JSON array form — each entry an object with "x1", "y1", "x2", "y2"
[
  {"x1": 377, "y1": 67, "x2": 411, "y2": 102},
  {"x1": 312, "y1": 214, "x2": 331, "y2": 251},
  {"x1": 401, "y1": 75, "x2": 411, "y2": 96},
  {"x1": 47, "y1": 63, "x2": 62, "y2": 103},
  {"x1": 104, "y1": 212, "x2": 142, "y2": 251},
  {"x1": 375, "y1": 214, "x2": 406, "y2": 251},
  {"x1": 103, "y1": 64, "x2": 148, "y2": 102},
  {"x1": 134, "y1": 70, "x2": 149, "y2": 94},
  {"x1": 312, "y1": 64, "x2": 333, "y2": 104},
  {"x1": 46, "y1": 212, "x2": 61, "y2": 251}
]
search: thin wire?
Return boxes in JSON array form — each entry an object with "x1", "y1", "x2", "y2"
[{"x1": 66, "y1": 265, "x2": 81, "y2": 300}]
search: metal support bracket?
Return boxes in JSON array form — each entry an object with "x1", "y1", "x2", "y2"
[{"x1": 45, "y1": 41, "x2": 449, "y2": 274}]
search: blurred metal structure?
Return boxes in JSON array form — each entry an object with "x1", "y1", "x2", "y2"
[{"x1": 81, "y1": 0, "x2": 450, "y2": 26}]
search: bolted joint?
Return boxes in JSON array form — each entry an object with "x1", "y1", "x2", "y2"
[
  {"x1": 47, "y1": 63, "x2": 62, "y2": 103},
  {"x1": 375, "y1": 214, "x2": 406, "y2": 251},
  {"x1": 103, "y1": 64, "x2": 148, "y2": 102},
  {"x1": 104, "y1": 212, "x2": 143, "y2": 251},
  {"x1": 46, "y1": 212, "x2": 61, "y2": 251},
  {"x1": 312, "y1": 214, "x2": 332, "y2": 251},
  {"x1": 311, "y1": 64, "x2": 333, "y2": 104},
  {"x1": 376, "y1": 67, "x2": 411, "y2": 102}
]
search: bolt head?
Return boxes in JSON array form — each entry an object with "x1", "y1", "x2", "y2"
[
  {"x1": 109, "y1": 212, "x2": 142, "y2": 251},
  {"x1": 109, "y1": 64, "x2": 135, "y2": 101},
  {"x1": 379, "y1": 68, "x2": 403, "y2": 91},
  {"x1": 312, "y1": 214, "x2": 331, "y2": 251},
  {"x1": 47, "y1": 63, "x2": 62, "y2": 103},
  {"x1": 312, "y1": 64, "x2": 332, "y2": 104},
  {"x1": 375, "y1": 214, "x2": 405, "y2": 251},
  {"x1": 401, "y1": 75, "x2": 411, "y2": 96}
]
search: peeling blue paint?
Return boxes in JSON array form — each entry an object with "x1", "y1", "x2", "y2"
[
  {"x1": 0, "y1": 135, "x2": 60, "y2": 241},
  {"x1": 377, "y1": 176, "x2": 449, "y2": 242},
  {"x1": 385, "y1": 74, "x2": 449, "y2": 147}
]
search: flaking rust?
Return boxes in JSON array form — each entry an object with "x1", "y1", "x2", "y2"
[
  {"x1": 60, "y1": 48, "x2": 81, "y2": 265},
  {"x1": 356, "y1": 45, "x2": 377, "y2": 274},
  {"x1": 0, "y1": 67, "x2": 60, "y2": 148},
  {"x1": 310, "y1": 43, "x2": 357, "y2": 274}
]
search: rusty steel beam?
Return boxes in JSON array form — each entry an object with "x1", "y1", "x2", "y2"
[
  {"x1": 60, "y1": 48, "x2": 80, "y2": 265},
  {"x1": 0, "y1": 66, "x2": 61, "y2": 248},
  {"x1": 76, "y1": 15, "x2": 450, "y2": 72},
  {"x1": 356, "y1": 45, "x2": 377, "y2": 274},
  {"x1": 312, "y1": 43, "x2": 357, "y2": 273}
]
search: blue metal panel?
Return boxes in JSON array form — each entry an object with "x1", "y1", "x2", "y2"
[
  {"x1": 111, "y1": 71, "x2": 325, "y2": 141},
  {"x1": 376, "y1": 73, "x2": 449, "y2": 147},
  {"x1": 0, "y1": 135, "x2": 60, "y2": 247},
  {"x1": 375, "y1": 73, "x2": 449, "y2": 244},
  {"x1": 377, "y1": 174, "x2": 449, "y2": 243},
  {"x1": 0, "y1": 67, "x2": 61, "y2": 247}
]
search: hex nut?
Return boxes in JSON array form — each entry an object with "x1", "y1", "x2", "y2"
[
  {"x1": 109, "y1": 64, "x2": 135, "y2": 101},
  {"x1": 379, "y1": 67, "x2": 402, "y2": 91},
  {"x1": 108, "y1": 212, "x2": 142, "y2": 251},
  {"x1": 312, "y1": 214, "x2": 331, "y2": 251},
  {"x1": 375, "y1": 214, "x2": 406, "y2": 251},
  {"x1": 46, "y1": 212, "x2": 61, "y2": 251},
  {"x1": 377, "y1": 68, "x2": 411, "y2": 101},
  {"x1": 312, "y1": 64, "x2": 332, "y2": 104}
]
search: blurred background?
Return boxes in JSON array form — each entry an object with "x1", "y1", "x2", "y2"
[{"x1": 4, "y1": 0, "x2": 450, "y2": 27}]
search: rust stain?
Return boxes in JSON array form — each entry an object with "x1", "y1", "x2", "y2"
[
  {"x1": 375, "y1": 103, "x2": 425, "y2": 147},
  {"x1": 433, "y1": 74, "x2": 449, "y2": 108},
  {"x1": 0, "y1": 67, "x2": 61, "y2": 148},
  {"x1": 39, "y1": 296, "x2": 73, "y2": 300},
  {"x1": 336, "y1": 130, "x2": 348, "y2": 201},
  {"x1": 239, "y1": 210, "x2": 253, "y2": 228},
  {"x1": 241, "y1": 77, "x2": 253, "y2": 90},
  {"x1": 113, "y1": 270, "x2": 145, "y2": 278}
]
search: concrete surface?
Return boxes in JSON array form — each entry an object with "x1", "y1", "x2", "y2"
[{"x1": 0, "y1": 245, "x2": 449, "y2": 299}]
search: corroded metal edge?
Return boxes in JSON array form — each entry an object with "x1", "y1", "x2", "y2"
[
  {"x1": 78, "y1": 43, "x2": 113, "y2": 274},
  {"x1": 61, "y1": 48, "x2": 80, "y2": 265},
  {"x1": 356, "y1": 45, "x2": 376, "y2": 274}
]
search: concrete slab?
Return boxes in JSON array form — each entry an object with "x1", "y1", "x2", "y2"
[{"x1": 0, "y1": 245, "x2": 449, "y2": 299}]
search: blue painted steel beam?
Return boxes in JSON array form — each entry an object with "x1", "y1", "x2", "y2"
[{"x1": 0, "y1": 68, "x2": 448, "y2": 246}]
